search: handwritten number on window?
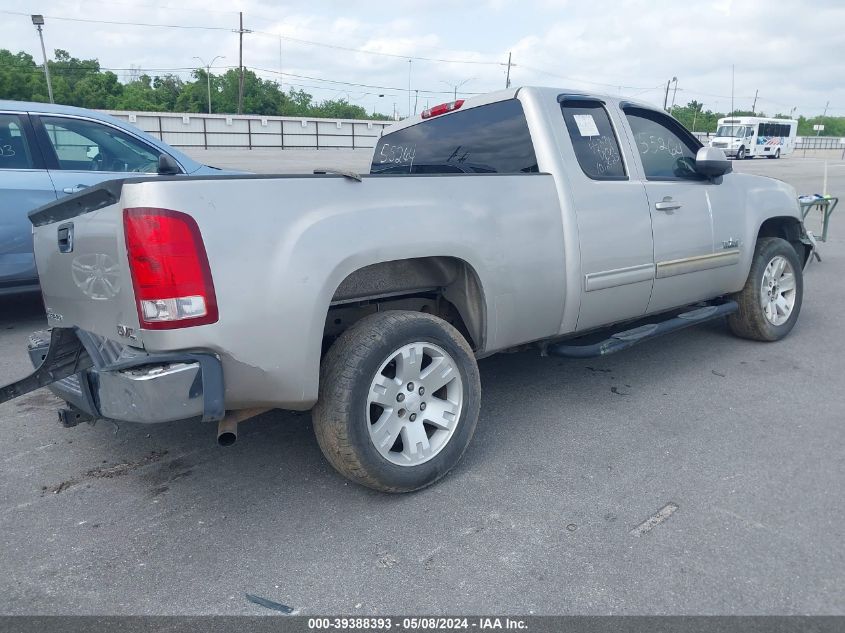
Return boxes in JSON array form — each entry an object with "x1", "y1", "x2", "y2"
[{"x1": 379, "y1": 143, "x2": 416, "y2": 165}]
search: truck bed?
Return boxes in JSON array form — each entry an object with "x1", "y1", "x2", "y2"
[{"x1": 29, "y1": 172, "x2": 567, "y2": 409}]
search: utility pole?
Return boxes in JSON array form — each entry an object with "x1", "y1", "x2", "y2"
[
  {"x1": 816, "y1": 101, "x2": 829, "y2": 136},
  {"x1": 414, "y1": 90, "x2": 419, "y2": 116},
  {"x1": 751, "y1": 89, "x2": 758, "y2": 114},
  {"x1": 505, "y1": 52, "x2": 512, "y2": 89},
  {"x1": 670, "y1": 78, "x2": 679, "y2": 112},
  {"x1": 279, "y1": 35, "x2": 285, "y2": 94},
  {"x1": 407, "y1": 59, "x2": 412, "y2": 118},
  {"x1": 234, "y1": 12, "x2": 251, "y2": 115},
  {"x1": 663, "y1": 77, "x2": 676, "y2": 112},
  {"x1": 31, "y1": 15, "x2": 53, "y2": 103},
  {"x1": 730, "y1": 64, "x2": 735, "y2": 116}
]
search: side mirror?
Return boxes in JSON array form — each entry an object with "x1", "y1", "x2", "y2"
[
  {"x1": 695, "y1": 146, "x2": 732, "y2": 178},
  {"x1": 157, "y1": 153, "x2": 181, "y2": 175}
]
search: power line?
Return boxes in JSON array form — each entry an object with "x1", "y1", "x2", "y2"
[
  {"x1": 74, "y1": 0, "x2": 239, "y2": 14},
  {"x1": 515, "y1": 63, "x2": 658, "y2": 91},
  {"x1": 0, "y1": 10, "x2": 230, "y2": 30},
  {"x1": 2, "y1": 9, "x2": 837, "y2": 114},
  {"x1": 250, "y1": 67, "x2": 480, "y2": 96},
  {"x1": 13, "y1": 62, "x2": 478, "y2": 98},
  {"x1": 0, "y1": 10, "x2": 507, "y2": 67},
  {"x1": 250, "y1": 29, "x2": 506, "y2": 66}
]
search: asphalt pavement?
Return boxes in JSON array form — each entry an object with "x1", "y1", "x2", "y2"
[{"x1": 0, "y1": 154, "x2": 842, "y2": 615}]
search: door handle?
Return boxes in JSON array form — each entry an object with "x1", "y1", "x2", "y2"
[
  {"x1": 57, "y1": 223, "x2": 74, "y2": 253},
  {"x1": 62, "y1": 184, "x2": 88, "y2": 194},
  {"x1": 655, "y1": 197, "x2": 682, "y2": 212}
]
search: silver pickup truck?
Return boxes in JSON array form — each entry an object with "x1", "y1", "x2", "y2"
[{"x1": 1, "y1": 87, "x2": 813, "y2": 493}]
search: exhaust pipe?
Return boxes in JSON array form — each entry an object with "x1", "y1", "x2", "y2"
[
  {"x1": 216, "y1": 408, "x2": 271, "y2": 447},
  {"x1": 217, "y1": 416, "x2": 239, "y2": 446}
]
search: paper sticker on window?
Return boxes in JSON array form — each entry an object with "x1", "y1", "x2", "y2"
[{"x1": 573, "y1": 114, "x2": 600, "y2": 137}]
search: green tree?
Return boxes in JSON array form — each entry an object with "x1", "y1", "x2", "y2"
[
  {"x1": 174, "y1": 70, "x2": 211, "y2": 113},
  {"x1": 115, "y1": 75, "x2": 159, "y2": 111},
  {"x1": 280, "y1": 88, "x2": 314, "y2": 117},
  {"x1": 47, "y1": 49, "x2": 122, "y2": 107},
  {"x1": 0, "y1": 50, "x2": 45, "y2": 101},
  {"x1": 1, "y1": 47, "x2": 398, "y2": 120},
  {"x1": 313, "y1": 98, "x2": 371, "y2": 120}
]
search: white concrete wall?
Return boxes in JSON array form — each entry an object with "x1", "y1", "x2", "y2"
[{"x1": 101, "y1": 110, "x2": 394, "y2": 150}]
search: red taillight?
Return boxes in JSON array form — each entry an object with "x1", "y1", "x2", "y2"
[
  {"x1": 421, "y1": 99, "x2": 465, "y2": 119},
  {"x1": 124, "y1": 207, "x2": 218, "y2": 330}
]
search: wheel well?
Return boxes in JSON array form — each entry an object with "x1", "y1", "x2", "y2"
[
  {"x1": 757, "y1": 216, "x2": 810, "y2": 264},
  {"x1": 325, "y1": 257, "x2": 485, "y2": 352}
]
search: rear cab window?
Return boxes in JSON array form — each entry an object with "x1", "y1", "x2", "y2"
[
  {"x1": 370, "y1": 99, "x2": 538, "y2": 175},
  {"x1": 560, "y1": 99, "x2": 626, "y2": 180}
]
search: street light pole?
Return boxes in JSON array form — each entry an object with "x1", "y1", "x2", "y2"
[
  {"x1": 407, "y1": 59, "x2": 412, "y2": 118},
  {"x1": 440, "y1": 78, "x2": 473, "y2": 101},
  {"x1": 31, "y1": 15, "x2": 53, "y2": 104},
  {"x1": 670, "y1": 77, "x2": 679, "y2": 113},
  {"x1": 193, "y1": 56, "x2": 225, "y2": 114},
  {"x1": 817, "y1": 101, "x2": 829, "y2": 137}
]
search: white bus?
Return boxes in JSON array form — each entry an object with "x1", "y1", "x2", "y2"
[{"x1": 709, "y1": 116, "x2": 798, "y2": 159}]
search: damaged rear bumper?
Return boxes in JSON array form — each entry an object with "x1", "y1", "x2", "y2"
[{"x1": 22, "y1": 329, "x2": 224, "y2": 424}]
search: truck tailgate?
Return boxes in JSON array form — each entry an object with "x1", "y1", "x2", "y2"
[{"x1": 29, "y1": 182, "x2": 142, "y2": 346}]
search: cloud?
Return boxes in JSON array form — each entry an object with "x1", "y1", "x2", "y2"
[{"x1": 1, "y1": 0, "x2": 841, "y2": 117}]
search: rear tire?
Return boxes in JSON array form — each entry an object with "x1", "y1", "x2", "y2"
[
  {"x1": 728, "y1": 237, "x2": 803, "y2": 341},
  {"x1": 312, "y1": 310, "x2": 481, "y2": 493}
]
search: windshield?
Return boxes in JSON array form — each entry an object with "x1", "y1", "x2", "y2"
[{"x1": 716, "y1": 125, "x2": 751, "y2": 138}]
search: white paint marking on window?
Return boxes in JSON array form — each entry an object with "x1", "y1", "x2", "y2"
[{"x1": 629, "y1": 502, "x2": 679, "y2": 536}]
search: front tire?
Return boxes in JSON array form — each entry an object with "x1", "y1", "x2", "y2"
[
  {"x1": 312, "y1": 310, "x2": 481, "y2": 493},
  {"x1": 728, "y1": 237, "x2": 803, "y2": 341},
  {"x1": 736, "y1": 146, "x2": 747, "y2": 160}
]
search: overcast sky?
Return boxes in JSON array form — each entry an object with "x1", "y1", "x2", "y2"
[{"x1": 2, "y1": 0, "x2": 843, "y2": 119}]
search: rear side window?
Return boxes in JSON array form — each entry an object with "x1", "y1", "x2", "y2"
[
  {"x1": 0, "y1": 114, "x2": 35, "y2": 170},
  {"x1": 560, "y1": 100, "x2": 626, "y2": 180},
  {"x1": 370, "y1": 99, "x2": 538, "y2": 175}
]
